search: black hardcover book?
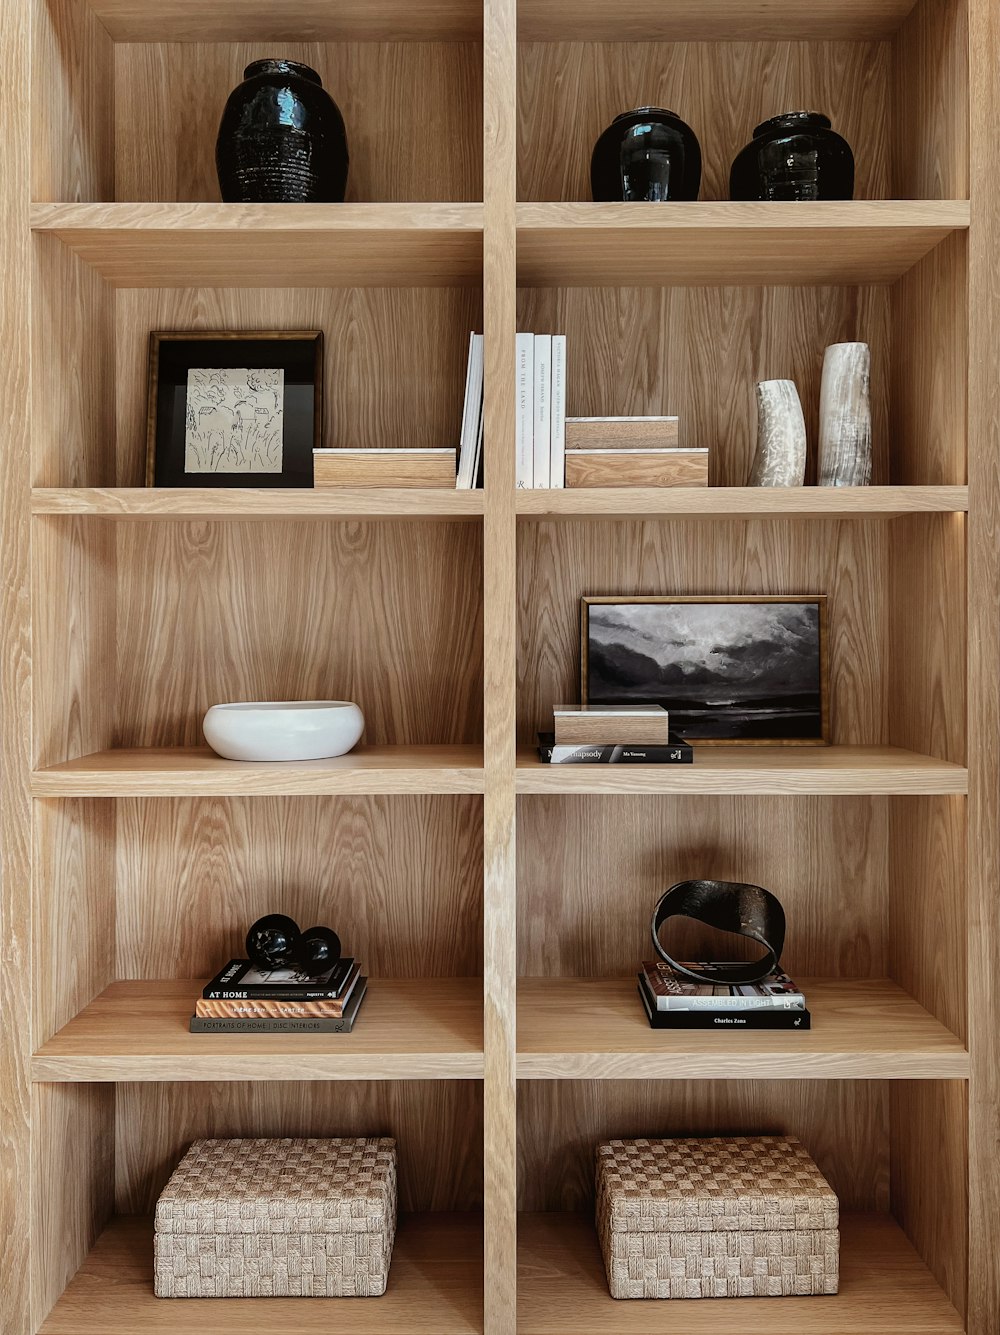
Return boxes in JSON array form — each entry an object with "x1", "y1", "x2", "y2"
[
  {"x1": 203, "y1": 956, "x2": 356, "y2": 1001},
  {"x1": 191, "y1": 980, "x2": 368, "y2": 1033},
  {"x1": 638, "y1": 977, "x2": 811, "y2": 1030},
  {"x1": 537, "y1": 731, "x2": 694, "y2": 765}
]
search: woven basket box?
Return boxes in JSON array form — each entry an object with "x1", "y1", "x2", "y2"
[
  {"x1": 154, "y1": 1137, "x2": 397, "y2": 1298},
  {"x1": 596, "y1": 1136, "x2": 839, "y2": 1300}
]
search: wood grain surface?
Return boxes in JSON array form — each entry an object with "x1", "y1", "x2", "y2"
[
  {"x1": 516, "y1": 485, "x2": 970, "y2": 519},
  {"x1": 41, "y1": 1213, "x2": 484, "y2": 1333},
  {"x1": 515, "y1": 977, "x2": 968, "y2": 1079},
  {"x1": 114, "y1": 1081, "x2": 483, "y2": 1213},
  {"x1": 33, "y1": 978, "x2": 485, "y2": 1082},
  {"x1": 114, "y1": 42, "x2": 482, "y2": 204},
  {"x1": 516, "y1": 1211, "x2": 964, "y2": 1333},
  {"x1": 516, "y1": 1079, "x2": 890, "y2": 1212},
  {"x1": 516, "y1": 286, "x2": 893, "y2": 484}
]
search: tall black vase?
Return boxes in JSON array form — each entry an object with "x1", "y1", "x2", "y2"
[
  {"x1": 216, "y1": 59, "x2": 349, "y2": 203},
  {"x1": 729, "y1": 111, "x2": 854, "y2": 202},
  {"x1": 591, "y1": 108, "x2": 701, "y2": 202}
]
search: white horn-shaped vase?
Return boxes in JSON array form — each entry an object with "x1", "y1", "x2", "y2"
[
  {"x1": 748, "y1": 380, "x2": 807, "y2": 486},
  {"x1": 818, "y1": 342, "x2": 872, "y2": 487}
]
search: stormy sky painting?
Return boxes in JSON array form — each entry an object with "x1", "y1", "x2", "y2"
[{"x1": 584, "y1": 598, "x2": 826, "y2": 742}]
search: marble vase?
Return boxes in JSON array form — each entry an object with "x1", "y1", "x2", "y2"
[
  {"x1": 748, "y1": 380, "x2": 807, "y2": 486},
  {"x1": 818, "y1": 342, "x2": 872, "y2": 486}
]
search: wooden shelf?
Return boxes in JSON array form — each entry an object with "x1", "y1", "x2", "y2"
[
  {"x1": 31, "y1": 203, "x2": 484, "y2": 288},
  {"x1": 515, "y1": 486, "x2": 969, "y2": 520},
  {"x1": 516, "y1": 202, "x2": 970, "y2": 287},
  {"x1": 516, "y1": 978, "x2": 969, "y2": 1080},
  {"x1": 81, "y1": 0, "x2": 483, "y2": 41},
  {"x1": 517, "y1": 1211, "x2": 964, "y2": 1334},
  {"x1": 32, "y1": 746, "x2": 486, "y2": 798},
  {"x1": 32, "y1": 979, "x2": 484, "y2": 1082},
  {"x1": 516, "y1": 746, "x2": 968, "y2": 796},
  {"x1": 518, "y1": 0, "x2": 921, "y2": 42},
  {"x1": 32, "y1": 488, "x2": 485, "y2": 522},
  {"x1": 40, "y1": 1212, "x2": 484, "y2": 1334}
]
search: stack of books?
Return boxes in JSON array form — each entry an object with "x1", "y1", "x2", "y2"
[
  {"x1": 638, "y1": 961, "x2": 810, "y2": 1030},
  {"x1": 516, "y1": 331, "x2": 567, "y2": 489},
  {"x1": 538, "y1": 704, "x2": 694, "y2": 765},
  {"x1": 565, "y1": 416, "x2": 706, "y2": 488},
  {"x1": 190, "y1": 956, "x2": 368, "y2": 1033}
]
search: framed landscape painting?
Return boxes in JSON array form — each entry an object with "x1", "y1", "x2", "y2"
[
  {"x1": 146, "y1": 331, "x2": 323, "y2": 487},
  {"x1": 581, "y1": 595, "x2": 830, "y2": 745}
]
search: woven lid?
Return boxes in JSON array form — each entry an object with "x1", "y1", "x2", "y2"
[
  {"x1": 155, "y1": 1137, "x2": 397, "y2": 1237},
  {"x1": 597, "y1": 1136, "x2": 838, "y2": 1233}
]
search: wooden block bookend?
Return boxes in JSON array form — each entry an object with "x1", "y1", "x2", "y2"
[
  {"x1": 314, "y1": 449, "x2": 457, "y2": 488},
  {"x1": 565, "y1": 449, "x2": 708, "y2": 488},
  {"x1": 565, "y1": 417, "x2": 680, "y2": 450},
  {"x1": 554, "y1": 704, "x2": 669, "y2": 745}
]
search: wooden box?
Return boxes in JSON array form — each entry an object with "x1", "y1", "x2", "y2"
[
  {"x1": 154, "y1": 1138, "x2": 398, "y2": 1298},
  {"x1": 314, "y1": 448, "x2": 457, "y2": 488},
  {"x1": 596, "y1": 1136, "x2": 839, "y2": 1300},
  {"x1": 565, "y1": 417, "x2": 680, "y2": 450},
  {"x1": 553, "y1": 704, "x2": 669, "y2": 745},
  {"x1": 565, "y1": 449, "x2": 708, "y2": 488}
]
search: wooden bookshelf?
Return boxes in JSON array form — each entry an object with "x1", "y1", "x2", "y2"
[{"x1": 3, "y1": 0, "x2": 998, "y2": 1334}]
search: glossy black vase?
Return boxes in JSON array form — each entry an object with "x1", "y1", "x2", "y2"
[
  {"x1": 591, "y1": 107, "x2": 701, "y2": 202},
  {"x1": 729, "y1": 111, "x2": 854, "y2": 202},
  {"x1": 216, "y1": 59, "x2": 349, "y2": 203}
]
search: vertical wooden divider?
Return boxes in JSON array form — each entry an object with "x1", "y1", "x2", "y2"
[
  {"x1": 1, "y1": 0, "x2": 34, "y2": 1331},
  {"x1": 482, "y1": 1, "x2": 518, "y2": 1332},
  {"x1": 967, "y1": 2, "x2": 1000, "y2": 1331}
]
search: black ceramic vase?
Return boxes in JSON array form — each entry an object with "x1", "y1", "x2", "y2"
[
  {"x1": 216, "y1": 59, "x2": 349, "y2": 203},
  {"x1": 591, "y1": 108, "x2": 701, "y2": 202},
  {"x1": 729, "y1": 111, "x2": 854, "y2": 201}
]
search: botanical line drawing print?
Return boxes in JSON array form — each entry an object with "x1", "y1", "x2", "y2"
[{"x1": 184, "y1": 367, "x2": 285, "y2": 473}]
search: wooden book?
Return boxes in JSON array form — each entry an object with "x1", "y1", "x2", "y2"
[
  {"x1": 565, "y1": 416, "x2": 680, "y2": 450},
  {"x1": 565, "y1": 448, "x2": 708, "y2": 488},
  {"x1": 314, "y1": 448, "x2": 457, "y2": 488},
  {"x1": 553, "y1": 704, "x2": 670, "y2": 745}
]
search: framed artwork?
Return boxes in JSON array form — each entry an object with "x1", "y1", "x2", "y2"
[
  {"x1": 581, "y1": 595, "x2": 830, "y2": 745},
  {"x1": 145, "y1": 331, "x2": 323, "y2": 487}
]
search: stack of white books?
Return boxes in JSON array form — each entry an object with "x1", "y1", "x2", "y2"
[
  {"x1": 516, "y1": 332, "x2": 567, "y2": 489},
  {"x1": 456, "y1": 332, "x2": 485, "y2": 489}
]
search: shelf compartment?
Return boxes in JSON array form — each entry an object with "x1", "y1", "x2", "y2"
[
  {"x1": 81, "y1": 0, "x2": 483, "y2": 41},
  {"x1": 33, "y1": 746, "x2": 486, "y2": 798},
  {"x1": 515, "y1": 978, "x2": 968, "y2": 1080},
  {"x1": 515, "y1": 486, "x2": 969, "y2": 520},
  {"x1": 31, "y1": 204, "x2": 484, "y2": 288},
  {"x1": 40, "y1": 1212, "x2": 484, "y2": 1333},
  {"x1": 517, "y1": 1211, "x2": 963, "y2": 1334},
  {"x1": 515, "y1": 747, "x2": 968, "y2": 796},
  {"x1": 32, "y1": 488, "x2": 485, "y2": 522},
  {"x1": 32, "y1": 978, "x2": 484, "y2": 1081},
  {"x1": 516, "y1": 202, "x2": 970, "y2": 287},
  {"x1": 518, "y1": 0, "x2": 922, "y2": 42}
]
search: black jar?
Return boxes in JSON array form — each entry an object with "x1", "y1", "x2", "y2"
[
  {"x1": 729, "y1": 111, "x2": 854, "y2": 202},
  {"x1": 216, "y1": 59, "x2": 349, "y2": 203},
  {"x1": 591, "y1": 107, "x2": 701, "y2": 202}
]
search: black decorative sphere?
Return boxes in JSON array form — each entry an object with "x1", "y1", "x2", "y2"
[
  {"x1": 216, "y1": 59, "x2": 349, "y2": 203},
  {"x1": 246, "y1": 914, "x2": 301, "y2": 969},
  {"x1": 591, "y1": 107, "x2": 702, "y2": 202},
  {"x1": 729, "y1": 111, "x2": 854, "y2": 201},
  {"x1": 297, "y1": 926, "x2": 342, "y2": 976}
]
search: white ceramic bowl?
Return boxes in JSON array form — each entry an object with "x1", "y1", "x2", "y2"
[{"x1": 203, "y1": 701, "x2": 365, "y2": 762}]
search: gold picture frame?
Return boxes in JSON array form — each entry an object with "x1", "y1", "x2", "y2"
[{"x1": 581, "y1": 594, "x2": 830, "y2": 746}]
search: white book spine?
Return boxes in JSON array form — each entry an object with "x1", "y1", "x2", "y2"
[
  {"x1": 515, "y1": 333, "x2": 534, "y2": 489},
  {"x1": 456, "y1": 331, "x2": 478, "y2": 489},
  {"x1": 533, "y1": 335, "x2": 552, "y2": 490},
  {"x1": 550, "y1": 334, "x2": 566, "y2": 488}
]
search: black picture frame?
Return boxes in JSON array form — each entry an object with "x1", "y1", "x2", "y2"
[
  {"x1": 146, "y1": 331, "x2": 323, "y2": 487},
  {"x1": 581, "y1": 595, "x2": 830, "y2": 746}
]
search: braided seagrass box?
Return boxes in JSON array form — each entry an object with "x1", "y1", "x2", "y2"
[
  {"x1": 154, "y1": 1137, "x2": 397, "y2": 1298},
  {"x1": 596, "y1": 1136, "x2": 839, "y2": 1300}
]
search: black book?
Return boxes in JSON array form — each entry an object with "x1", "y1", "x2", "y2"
[
  {"x1": 191, "y1": 980, "x2": 368, "y2": 1033},
  {"x1": 203, "y1": 956, "x2": 356, "y2": 1001},
  {"x1": 638, "y1": 976, "x2": 811, "y2": 1030},
  {"x1": 537, "y1": 731, "x2": 694, "y2": 765}
]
